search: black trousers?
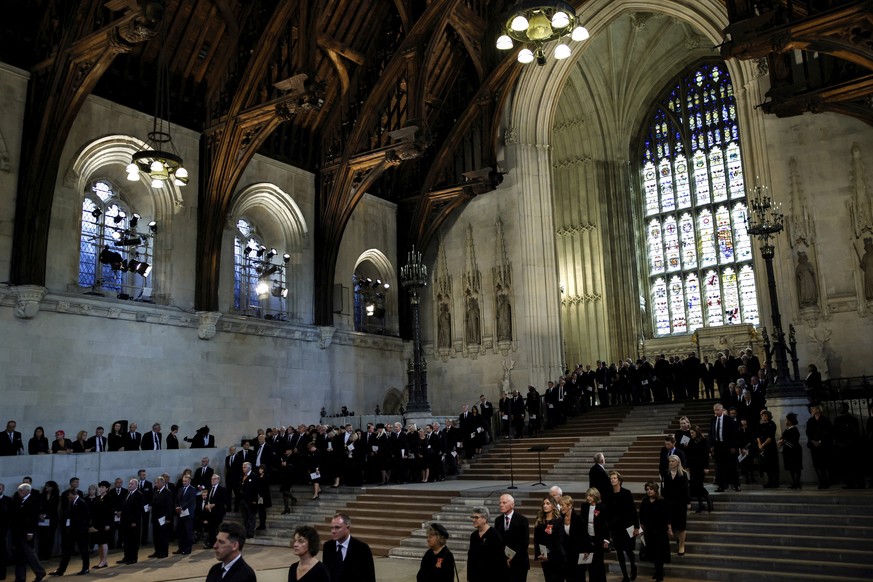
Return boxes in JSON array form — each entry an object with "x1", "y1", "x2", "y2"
[
  {"x1": 56, "y1": 530, "x2": 89, "y2": 574},
  {"x1": 122, "y1": 523, "x2": 140, "y2": 562},
  {"x1": 14, "y1": 535, "x2": 46, "y2": 581}
]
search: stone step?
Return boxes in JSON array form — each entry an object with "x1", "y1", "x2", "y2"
[{"x1": 615, "y1": 562, "x2": 870, "y2": 582}]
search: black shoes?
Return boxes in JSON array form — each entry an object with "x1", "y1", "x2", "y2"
[
  {"x1": 715, "y1": 487, "x2": 725, "y2": 492},
  {"x1": 48, "y1": 571, "x2": 64, "y2": 577},
  {"x1": 631, "y1": 563, "x2": 638, "y2": 580},
  {"x1": 256, "y1": 525, "x2": 266, "y2": 530},
  {"x1": 76, "y1": 571, "x2": 89, "y2": 576}
]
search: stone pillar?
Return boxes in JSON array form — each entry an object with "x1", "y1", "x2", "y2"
[
  {"x1": 510, "y1": 142, "x2": 565, "y2": 382},
  {"x1": 762, "y1": 395, "x2": 815, "y2": 486}
]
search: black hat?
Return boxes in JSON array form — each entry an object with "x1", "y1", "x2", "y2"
[
  {"x1": 98, "y1": 480, "x2": 111, "y2": 488},
  {"x1": 375, "y1": 423, "x2": 385, "y2": 429},
  {"x1": 430, "y1": 523, "x2": 449, "y2": 539}
]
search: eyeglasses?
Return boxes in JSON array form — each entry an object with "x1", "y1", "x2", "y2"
[{"x1": 470, "y1": 515, "x2": 483, "y2": 520}]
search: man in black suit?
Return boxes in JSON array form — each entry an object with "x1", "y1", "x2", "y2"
[
  {"x1": 495, "y1": 493, "x2": 530, "y2": 582},
  {"x1": 588, "y1": 453, "x2": 611, "y2": 497},
  {"x1": 12, "y1": 483, "x2": 47, "y2": 582},
  {"x1": 253, "y1": 434, "x2": 275, "y2": 473},
  {"x1": 50, "y1": 489, "x2": 91, "y2": 575},
  {"x1": 137, "y1": 469, "x2": 153, "y2": 545},
  {"x1": 173, "y1": 474, "x2": 197, "y2": 555},
  {"x1": 141, "y1": 423, "x2": 163, "y2": 450},
  {"x1": 322, "y1": 512, "x2": 375, "y2": 582},
  {"x1": 511, "y1": 390, "x2": 526, "y2": 438},
  {"x1": 125, "y1": 422, "x2": 142, "y2": 451},
  {"x1": 117, "y1": 478, "x2": 142, "y2": 564},
  {"x1": 203, "y1": 474, "x2": 227, "y2": 548},
  {"x1": 86, "y1": 426, "x2": 108, "y2": 453},
  {"x1": 1, "y1": 420, "x2": 24, "y2": 456},
  {"x1": 190, "y1": 425, "x2": 216, "y2": 448},
  {"x1": 239, "y1": 462, "x2": 258, "y2": 538},
  {"x1": 658, "y1": 435, "x2": 687, "y2": 482},
  {"x1": 0, "y1": 483, "x2": 9, "y2": 578},
  {"x1": 224, "y1": 446, "x2": 241, "y2": 511},
  {"x1": 205, "y1": 522, "x2": 257, "y2": 582},
  {"x1": 148, "y1": 476, "x2": 173, "y2": 558},
  {"x1": 107, "y1": 477, "x2": 128, "y2": 549},
  {"x1": 194, "y1": 456, "x2": 215, "y2": 489},
  {"x1": 709, "y1": 403, "x2": 740, "y2": 492}
]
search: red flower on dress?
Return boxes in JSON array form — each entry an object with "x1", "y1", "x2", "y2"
[
  {"x1": 545, "y1": 524, "x2": 553, "y2": 535},
  {"x1": 593, "y1": 510, "x2": 600, "y2": 517},
  {"x1": 435, "y1": 558, "x2": 443, "y2": 569}
]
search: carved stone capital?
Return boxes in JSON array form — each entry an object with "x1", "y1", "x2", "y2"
[
  {"x1": 197, "y1": 311, "x2": 223, "y2": 340},
  {"x1": 318, "y1": 326, "x2": 336, "y2": 349},
  {"x1": 12, "y1": 285, "x2": 47, "y2": 319}
]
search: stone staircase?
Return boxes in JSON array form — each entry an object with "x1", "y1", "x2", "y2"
[
  {"x1": 457, "y1": 406, "x2": 632, "y2": 482},
  {"x1": 243, "y1": 486, "x2": 461, "y2": 557},
  {"x1": 623, "y1": 490, "x2": 873, "y2": 581}
]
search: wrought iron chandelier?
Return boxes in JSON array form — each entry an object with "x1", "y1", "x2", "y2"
[
  {"x1": 496, "y1": 1, "x2": 590, "y2": 65},
  {"x1": 126, "y1": 5, "x2": 187, "y2": 188}
]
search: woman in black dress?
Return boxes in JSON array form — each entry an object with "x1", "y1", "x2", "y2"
[
  {"x1": 288, "y1": 525, "x2": 330, "y2": 582},
  {"x1": 778, "y1": 412, "x2": 803, "y2": 489},
  {"x1": 256, "y1": 465, "x2": 272, "y2": 530},
  {"x1": 304, "y1": 441, "x2": 322, "y2": 499},
  {"x1": 686, "y1": 426, "x2": 712, "y2": 513},
  {"x1": 467, "y1": 506, "x2": 507, "y2": 581},
  {"x1": 526, "y1": 386, "x2": 542, "y2": 437},
  {"x1": 583, "y1": 487, "x2": 610, "y2": 582},
  {"x1": 661, "y1": 455, "x2": 689, "y2": 556},
  {"x1": 806, "y1": 404, "x2": 832, "y2": 488},
  {"x1": 51, "y1": 430, "x2": 72, "y2": 454},
  {"x1": 38, "y1": 480, "x2": 60, "y2": 560},
  {"x1": 108, "y1": 422, "x2": 125, "y2": 451},
  {"x1": 673, "y1": 417, "x2": 692, "y2": 454},
  {"x1": 559, "y1": 495, "x2": 591, "y2": 582},
  {"x1": 417, "y1": 523, "x2": 455, "y2": 582},
  {"x1": 605, "y1": 471, "x2": 639, "y2": 582},
  {"x1": 639, "y1": 482, "x2": 670, "y2": 582},
  {"x1": 28, "y1": 426, "x2": 50, "y2": 455},
  {"x1": 91, "y1": 481, "x2": 113, "y2": 569},
  {"x1": 70, "y1": 430, "x2": 91, "y2": 453},
  {"x1": 534, "y1": 496, "x2": 565, "y2": 582},
  {"x1": 737, "y1": 417, "x2": 757, "y2": 485},
  {"x1": 757, "y1": 409, "x2": 779, "y2": 488}
]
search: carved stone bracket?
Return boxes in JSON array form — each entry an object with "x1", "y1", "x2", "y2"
[
  {"x1": 12, "y1": 285, "x2": 47, "y2": 319},
  {"x1": 556, "y1": 222, "x2": 597, "y2": 237},
  {"x1": 561, "y1": 293, "x2": 602, "y2": 306},
  {"x1": 318, "y1": 326, "x2": 336, "y2": 349},
  {"x1": 197, "y1": 311, "x2": 222, "y2": 340},
  {"x1": 552, "y1": 155, "x2": 591, "y2": 169}
]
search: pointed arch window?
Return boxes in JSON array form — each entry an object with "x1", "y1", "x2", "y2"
[
  {"x1": 79, "y1": 180, "x2": 153, "y2": 298},
  {"x1": 233, "y1": 218, "x2": 289, "y2": 319},
  {"x1": 640, "y1": 62, "x2": 759, "y2": 336}
]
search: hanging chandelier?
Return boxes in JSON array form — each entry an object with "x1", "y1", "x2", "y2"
[
  {"x1": 126, "y1": 5, "x2": 187, "y2": 188},
  {"x1": 496, "y1": 1, "x2": 590, "y2": 66}
]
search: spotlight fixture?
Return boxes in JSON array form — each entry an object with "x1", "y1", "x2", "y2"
[
  {"x1": 256, "y1": 279, "x2": 270, "y2": 296},
  {"x1": 91, "y1": 208, "x2": 103, "y2": 219},
  {"x1": 266, "y1": 248, "x2": 277, "y2": 260},
  {"x1": 111, "y1": 231, "x2": 123, "y2": 242},
  {"x1": 112, "y1": 211, "x2": 126, "y2": 225},
  {"x1": 124, "y1": 257, "x2": 152, "y2": 278},
  {"x1": 283, "y1": 253, "x2": 291, "y2": 264},
  {"x1": 118, "y1": 235, "x2": 146, "y2": 247},
  {"x1": 148, "y1": 221, "x2": 158, "y2": 233},
  {"x1": 496, "y1": 1, "x2": 589, "y2": 66},
  {"x1": 256, "y1": 245, "x2": 266, "y2": 257},
  {"x1": 366, "y1": 303, "x2": 375, "y2": 316},
  {"x1": 384, "y1": 282, "x2": 390, "y2": 289},
  {"x1": 271, "y1": 283, "x2": 289, "y2": 299},
  {"x1": 129, "y1": 213, "x2": 140, "y2": 228}
]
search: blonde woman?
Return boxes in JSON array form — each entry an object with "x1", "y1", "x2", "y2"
[
  {"x1": 533, "y1": 496, "x2": 564, "y2": 582},
  {"x1": 661, "y1": 454, "x2": 689, "y2": 556}
]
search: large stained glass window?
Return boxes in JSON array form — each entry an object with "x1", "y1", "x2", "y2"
[{"x1": 640, "y1": 63, "x2": 759, "y2": 336}]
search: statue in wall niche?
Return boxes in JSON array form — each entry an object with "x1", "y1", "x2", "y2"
[
  {"x1": 465, "y1": 291, "x2": 481, "y2": 345},
  {"x1": 795, "y1": 252, "x2": 818, "y2": 307},
  {"x1": 861, "y1": 238, "x2": 873, "y2": 301},
  {"x1": 496, "y1": 291, "x2": 512, "y2": 342},
  {"x1": 437, "y1": 302, "x2": 452, "y2": 349}
]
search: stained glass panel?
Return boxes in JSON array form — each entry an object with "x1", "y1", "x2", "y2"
[
  {"x1": 698, "y1": 209, "x2": 717, "y2": 267},
  {"x1": 692, "y1": 151, "x2": 710, "y2": 204},
  {"x1": 739, "y1": 265, "x2": 760, "y2": 324},
  {"x1": 643, "y1": 162, "x2": 659, "y2": 216},
  {"x1": 663, "y1": 216, "x2": 681, "y2": 272},
  {"x1": 679, "y1": 213, "x2": 696, "y2": 269},
  {"x1": 732, "y1": 202, "x2": 752, "y2": 262},
  {"x1": 704, "y1": 270, "x2": 723, "y2": 326},
  {"x1": 727, "y1": 143, "x2": 745, "y2": 199},
  {"x1": 710, "y1": 149, "x2": 727, "y2": 202},
  {"x1": 652, "y1": 278, "x2": 671, "y2": 336},
  {"x1": 674, "y1": 154, "x2": 691, "y2": 209},
  {"x1": 658, "y1": 158, "x2": 675, "y2": 212},
  {"x1": 685, "y1": 274, "x2": 704, "y2": 332},
  {"x1": 715, "y1": 206, "x2": 734, "y2": 262},
  {"x1": 669, "y1": 275, "x2": 687, "y2": 333},
  {"x1": 648, "y1": 219, "x2": 665, "y2": 275},
  {"x1": 722, "y1": 268, "x2": 740, "y2": 324}
]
